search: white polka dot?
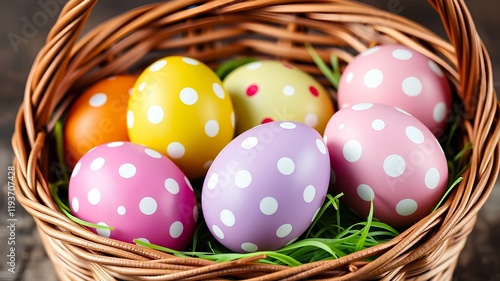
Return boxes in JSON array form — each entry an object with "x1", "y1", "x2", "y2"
[
  {"x1": 406, "y1": 126, "x2": 425, "y2": 144},
  {"x1": 90, "y1": 157, "x2": 105, "y2": 171},
  {"x1": 396, "y1": 199, "x2": 418, "y2": 216},
  {"x1": 357, "y1": 184, "x2": 375, "y2": 201},
  {"x1": 207, "y1": 173, "x2": 218, "y2": 190},
  {"x1": 72, "y1": 162, "x2": 81, "y2": 178},
  {"x1": 383, "y1": 154, "x2": 406, "y2": 177},
  {"x1": 119, "y1": 163, "x2": 137, "y2": 179},
  {"x1": 220, "y1": 209, "x2": 235, "y2": 227},
  {"x1": 361, "y1": 46, "x2": 380, "y2": 56},
  {"x1": 212, "y1": 225, "x2": 224, "y2": 239},
  {"x1": 241, "y1": 242, "x2": 258, "y2": 252},
  {"x1": 352, "y1": 103, "x2": 373, "y2": 111},
  {"x1": 117, "y1": 206, "x2": 126, "y2": 215},
  {"x1": 138, "y1": 82, "x2": 146, "y2": 92},
  {"x1": 182, "y1": 57, "x2": 199, "y2": 65},
  {"x1": 364, "y1": 69, "x2": 384, "y2": 88},
  {"x1": 145, "y1": 148, "x2": 162, "y2": 159},
  {"x1": 180, "y1": 87, "x2": 198, "y2": 105},
  {"x1": 343, "y1": 140, "x2": 363, "y2": 162},
  {"x1": 277, "y1": 157, "x2": 295, "y2": 175},
  {"x1": 128, "y1": 88, "x2": 133, "y2": 95},
  {"x1": 205, "y1": 119, "x2": 219, "y2": 137},
  {"x1": 316, "y1": 139, "x2": 327, "y2": 155},
  {"x1": 169, "y1": 221, "x2": 184, "y2": 238},
  {"x1": 428, "y1": 60, "x2": 444, "y2": 77},
  {"x1": 167, "y1": 142, "x2": 185, "y2": 159},
  {"x1": 241, "y1": 137, "x2": 258, "y2": 149},
  {"x1": 71, "y1": 197, "x2": 79, "y2": 212},
  {"x1": 338, "y1": 123, "x2": 345, "y2": 130},
  {"x1": 89, "y1": 93, "x2": 107, "y2": 107},
  {"x1": 127, "y1": 110, "x2": 134, "y2": 128},
  {"x1": 282, "y1": 85, "x2": 295, "y2": 96},
  {"x1": 235, "y1": 170, "x2": 252, "y2": 188},
  {"x1": 246, "y1": 61, "x2": 262, "y2": 70},
  {"x1": 88, "y1": 188, "x2": 101, "y2": 205},
  {"x1": 107, "y1": 142, "x2": 124, "y2": 147},
  {"x1": 96, "y1": 222, "x2": 111, "y2": 237},
  {"x1": 135, "y1": 237, "x2": 150, "y2": 244},
  {"x1": 193, "y1": 206, "x2": 199, "y2": 222},
  {"x1": 213, "y1": 83, "x2": 225, "y2": 99},
  {"x1": 231, "y1": 112, "x2": 235, "y2": 128},
  {"x1": 276, "y1": 224, "x2": 293, "y2": 238},
  {"x1": 392, "y1": 49, "x2": 413, "y2": 60},
  {"x1": 165, "y1": 178, "x2": 180, "y2": 194},
  {"x1": 345, "y1": 72, "x2": 354, "y2": 83},
  {"x1": 150, "y1": 59, "x2": 167, "y2": 72},
  {"x1": 433, "y1": 102, "x2": 447, "y2": 122},
  {"x1": 147, "y1": 105, "x2": 164, "y2": 124},
  {"x1": 425, "y1": 168, "x2": 441, "y2": 189},
  {"x1": 303, "y1": 185, "x2": 316, "y2": 203},
  {"x1": 139, "y1": 197, "x2": 157, "y2": 215},
  {"x1": 402, "y1": 77, "x2": 423, "y2": 97},
  {"x1": 260, "y1": 197, "x2": 279, "y2": 215},
  {"x1": 372, "y1": 119, "x2": 385, "y2": 131},
  {"x1": 280, "y1": 122, "x2": 296, "y2": 129},
  {"x1": 305, "y1": 113, "x2": 318, "y2": 127}
]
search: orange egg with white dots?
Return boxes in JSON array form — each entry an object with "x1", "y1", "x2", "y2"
[
  {"x1": 223, "y1": 60, "x2": 335, "y2": 135},
  {"x1": 127, "y1": 56, "x2": 235, "y2": 179},
  {"x1": 63, "y1": 75, "x2": 137, "y2": 167}
]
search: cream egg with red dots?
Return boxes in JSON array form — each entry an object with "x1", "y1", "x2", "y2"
[
  {"x1": 223, "y1": 60, "x2": 335, "y2": 135},
  {"x1": 127, "y1": 56, "x2": 235, "y2": 179},
  {"x1": 338, "y1": 44, "x2": 452, "y2": 135},
  {"x1": 68, "y1": 141, "x2": 198, "y2": 250},
  {"x1": 323, "y1": 103, "x2": 448, "y2": 227},
  {"x1": 202, "y1": 121, "x2": 330, "y2": 253}
]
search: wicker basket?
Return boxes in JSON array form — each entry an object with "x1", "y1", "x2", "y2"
[{"x1": 12, "y1": 0, "x2": 500, "y2": 280}]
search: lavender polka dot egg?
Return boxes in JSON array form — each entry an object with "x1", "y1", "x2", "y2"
[
  {"x1": 202, "y1": 121, "x2": 330, "y2": 253},
  {"x1": 68, "y1": 141, "x2": 198, "y2": 250},
  {"x1": 324, "y1": 103, "x2": 449, "y2": 227},
  {"x1": 338, "y1": 44, "x2": 452, "y2": 135}
]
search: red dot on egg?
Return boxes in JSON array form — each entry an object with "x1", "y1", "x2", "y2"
[
  {"x1": 309, "y1": 86, "x2": 319, "y2": 97},
  {"x1": 283, "y1": 63, "x2": 295, "y2": 69},
  {"x1": 261, "y1": 117, "x2": 274, "y2": 124},
  {"x1": 246, "y1": 84, "x2": 259, "y2": 97}
]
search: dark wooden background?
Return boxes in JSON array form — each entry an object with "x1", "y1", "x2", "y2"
[{"x1": 1, "y1": 1, "x2": 499, "y2": 280}]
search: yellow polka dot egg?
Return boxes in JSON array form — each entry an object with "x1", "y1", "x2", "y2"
[
  {"x1": 223, "y1": 60, "x2": 335, "y2": 135},
  {"x1": 127, "y1": 56, "x2": 235, "y2": 179}
]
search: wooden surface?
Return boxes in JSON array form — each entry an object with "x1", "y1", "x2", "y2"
[{"x1": 0, "y1": 1, "x2": 499, "y2": 280}]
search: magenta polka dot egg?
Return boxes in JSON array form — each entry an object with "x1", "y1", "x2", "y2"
[
  {"x1": 202, "y1": 121, "x2": 330, "y2": 253},
  {"x1": 338, "y1": 44, "x2": 452, "y2": 135},
  {"x1": 68, "y1": 141, "x2": 198, "y2": 250},
  {"x1": 324, "y1": 103, "x2": 448, "y2": 227},
  {"x1": 223, "y1": 60, "x2": 335, "y2": 135}
]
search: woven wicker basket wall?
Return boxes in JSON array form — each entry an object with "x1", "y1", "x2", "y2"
[{"x1": 12, "y1": 0, "x2": 499, "y2": 280}]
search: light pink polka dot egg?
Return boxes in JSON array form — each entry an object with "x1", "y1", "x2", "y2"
[
  {"x1": 324, "y1": 103, "x2": 448, "y2": 227},
  {"x1": 68, "y1": 141, "x2": 198, "y2": 250},
  {"x1": 338, "y1": 44, "x2": 452, "y2": 135}
]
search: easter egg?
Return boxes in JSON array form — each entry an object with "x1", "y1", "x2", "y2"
[
  {"x1": 127, "y1": 56, "x2": 235, "y2": 179},
  {"x1": 202, "y1": 121, "x2": 330, "y2": 252},
  {"x1": 223, "y1": 60, "x2": 335, "y2": 135},
  {"x1": 63, "y1": 75, "x2": 136, "y2": 167},
  {"x1": 68, "y1": 141, "x2": 198, "y2": 250},
  {"x1": 323, "y1": 103, "x2": 449, "y2": 227},
  {"x1": 338, "y1": 44, "x2": 452, "y2": 135}
]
